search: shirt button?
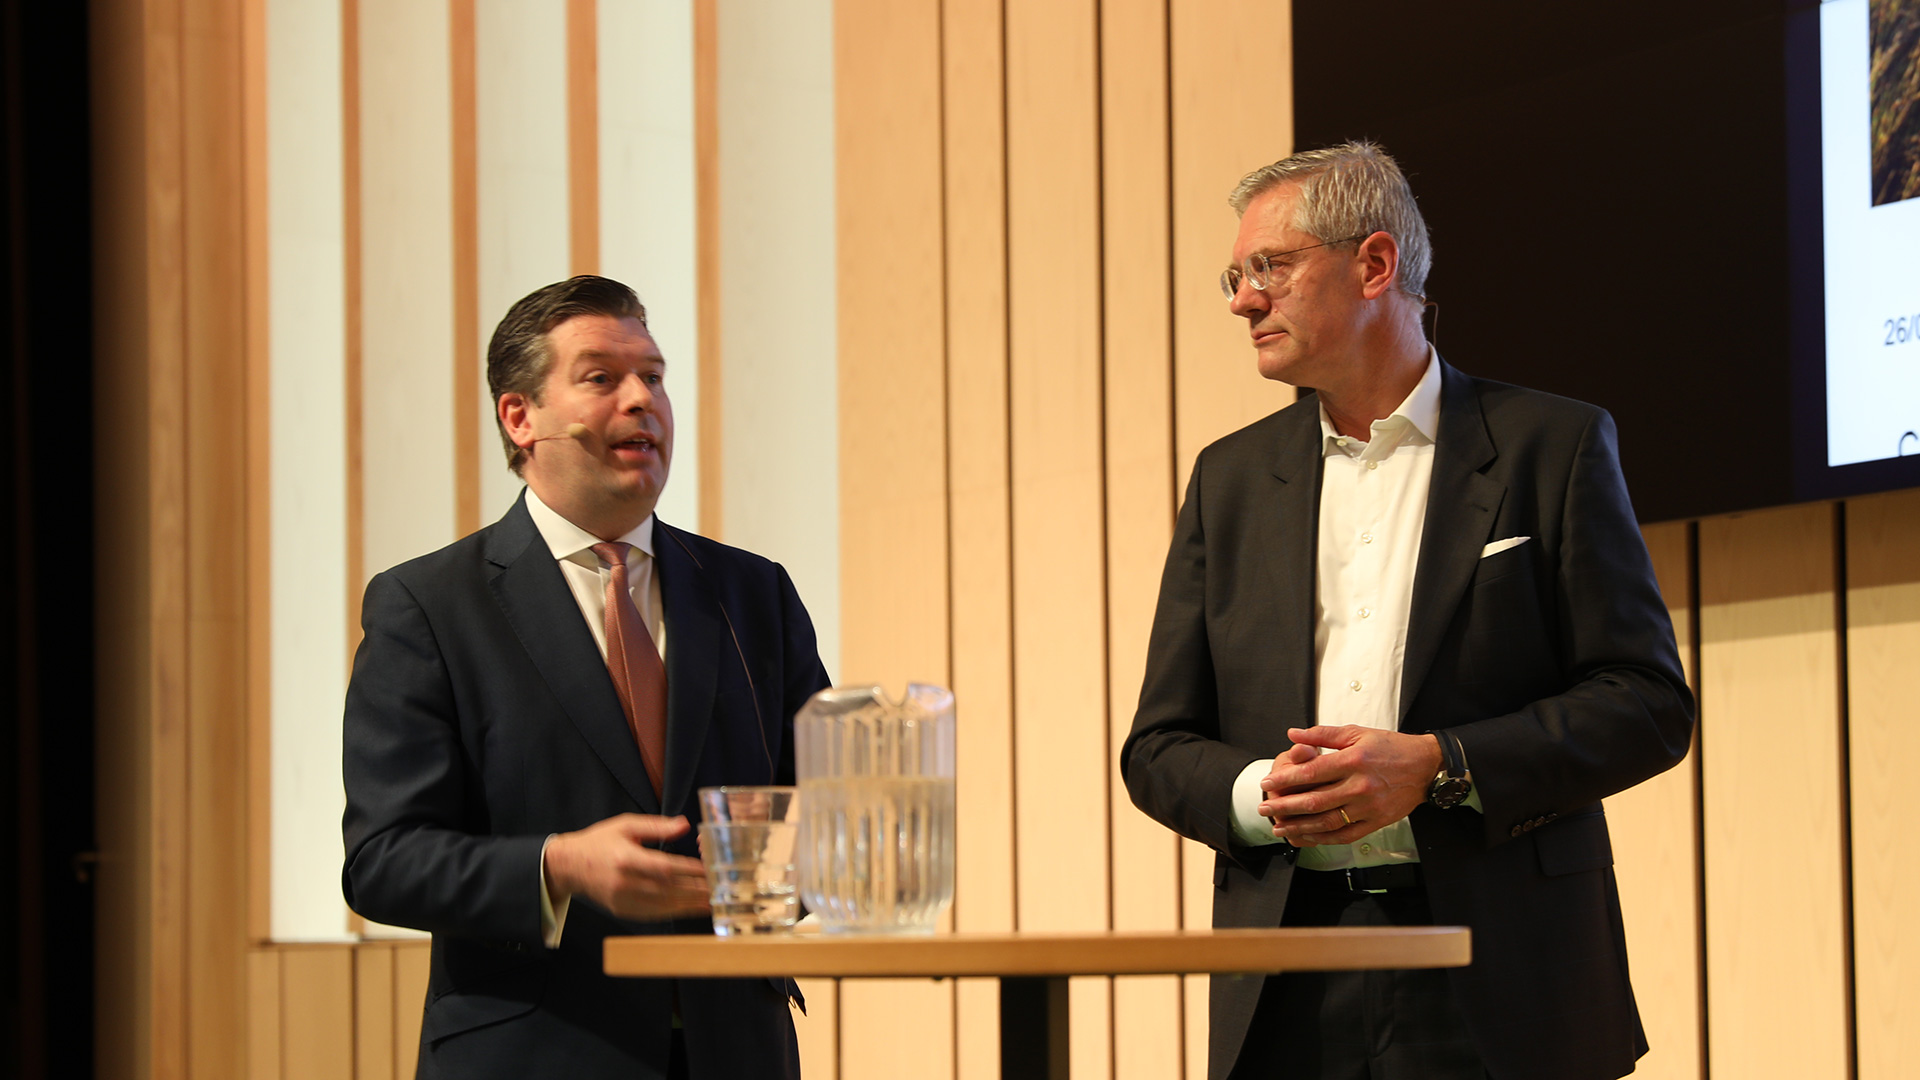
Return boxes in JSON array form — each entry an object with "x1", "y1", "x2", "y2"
[
  {"x1": 1348, "y1": 679, "x2": 1362, "y2": 692},
  {"x1": 1360, "y1": 531, "x2": 1374, "y2": 544},
  {"x1": 1336, "y1": 436, "x2": 1349, "y2": 446},
  {"x1": 1359, "y1": 844, "x2": 1372, "y2": 855},
  {"x1": 1366, "y1": 461, "x2": 1379, "y2": 470},
  {"x1": 1357, "y1": 606, "x2": 1372, "y2": 619}
]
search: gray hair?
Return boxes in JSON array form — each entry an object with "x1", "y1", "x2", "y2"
[{"x1": 1228, "y1": 140, "x2": 1432, "y2": 300}]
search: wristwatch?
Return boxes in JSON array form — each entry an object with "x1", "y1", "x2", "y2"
[{"x1": 1428, "y1": 731, "x2": 1473, "y2": 809}]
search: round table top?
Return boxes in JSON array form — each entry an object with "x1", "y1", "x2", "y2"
[{"x1": 604, "y1": 926, "x2": 1470, "y2": 979}]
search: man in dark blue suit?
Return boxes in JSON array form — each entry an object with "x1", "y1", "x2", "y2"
[{"x1": 343, "y1": 275, "x2": 828, "y2": 1079}]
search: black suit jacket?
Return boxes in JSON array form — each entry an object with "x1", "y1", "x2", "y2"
[
  {"x1": 342, "y1": 494, "x2": 830, "y2": 1079},
  {"x1": 1121, "y1": 360, "x2": 1694, "y2": 1080}
]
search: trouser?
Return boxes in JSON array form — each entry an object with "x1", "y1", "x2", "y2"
[{"x1": 1226, "y1": 867, "x2": 1486, "y2": 1080}]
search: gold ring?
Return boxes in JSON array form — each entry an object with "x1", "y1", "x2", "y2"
[{"x1": 1338, "y1": 808, "x2": 1353, "y2": 827}]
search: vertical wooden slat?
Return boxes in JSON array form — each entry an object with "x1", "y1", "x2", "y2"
[
  {"x1": 1607, "y1": 521, "x2": 1701, "y2": 1080},
  {"x1": 248, "y1": 949, "x2": 283, "y2": 1080},
  {"x1": 1005, "y1": 0, "x2": 1113, "y2": 1073},
  {"x1": 1846, "y1": 488, "x2": 1920, "y2": 1080},
  {"x1": 280, "y1": 946, "x2": 355, "y2": 1080},
  {"x1": 341, "y1": 0, "x2": 366, "y2": 672},
  {"x1": 1700, "y1": 504, "x2": 1847, "y2": 1079},
  {"x1": 1100, "y1": 0, "x2": 1183, "y2": 1075},
  {"x1": 243, "y1": 0, "x2": 273, "y2": 948},
  {"x1": 89, "y1": 0, "x2": 176, "y2": 1070},
  {"x1": 1167, "y1": 0, "x2": 1294, "y2": 485},
  {"x1": 566, "y1": 0, "x2": 599, "y2": 275},
  {"x1": 835, "y1": 0, "x2": 954, "y2": 1074},
  {"x1": 693, "y1": 0, "x2": 722, "y2": 537},
  {"x1": 449, "y1": 0, "x2": 480, "y2": 538},
  {"x1": 183, "y1": 0, "x2": 253, "y2": 1073},
  {"x1": 943, "y1": 0, "x2": 1015, "y2": 1075},
  {"x1": 393, "y1": 940, "x2": 432, "y2": 1077},
  {"x1": 355, "y1": 943, "x2": 397, "y2": 1080}
]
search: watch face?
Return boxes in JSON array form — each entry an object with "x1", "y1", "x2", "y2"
[{"x1": 1429, "y1": 777, "x2": 1472, "y2": 809}]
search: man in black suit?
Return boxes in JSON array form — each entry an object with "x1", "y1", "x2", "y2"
[
  {"x1": 1120, "y1": 142, "x2": 1694, "y2": 1080},
  {"x1": 343, "y1": 275, "x2": 828, "y2": 1079}
]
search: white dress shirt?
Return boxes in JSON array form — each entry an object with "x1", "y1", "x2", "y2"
[
  {"x1": 1229, "y1": 350, "x2": 1477, "y2": 868},
  {"x1": 524, "y1": 488, "x2": 667, "y2": 945}
]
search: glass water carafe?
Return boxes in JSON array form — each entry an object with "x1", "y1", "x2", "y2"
[{"x1": 794, "y1": 683, "x2": 956, "y2": 934}]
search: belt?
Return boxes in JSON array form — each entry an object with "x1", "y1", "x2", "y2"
[{"x1": 1296, "y1": 862, "x2": 1423, "y2": 895}]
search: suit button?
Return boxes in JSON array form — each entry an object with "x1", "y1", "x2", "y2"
[{"x1": 1511, "y1": 825, "x2": 1523, "y2": 838}]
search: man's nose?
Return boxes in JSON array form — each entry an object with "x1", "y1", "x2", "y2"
[
  {"x1": 621, "y1": 376, "x2": 654, "y2": 411},
  {"x1": 1227, "y1": 277, "x2": 1268, "y2": 319}
]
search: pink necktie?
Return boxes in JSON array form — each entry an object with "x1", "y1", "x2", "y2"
[{"x1": 591, "y1": 541, "x2": 668, "y2": 796}]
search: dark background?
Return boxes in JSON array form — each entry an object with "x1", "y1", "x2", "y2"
[
  {"x1": 1291, "y1": 0, "x2": 1915, "y2": 522},
  {"x1": 4, "y1": 1, "x2": 97, "y2": 1077}
]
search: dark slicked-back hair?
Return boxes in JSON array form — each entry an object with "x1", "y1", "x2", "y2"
[{"x1": 488, "y1": 274, "x2": 649, "y2": 476}]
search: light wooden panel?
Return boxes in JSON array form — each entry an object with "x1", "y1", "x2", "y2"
[
  {"x1": 835, "y1": 0, "x2": 955, "y2": 1074},
  {"x1": 1700, "y1": 504, "x2": 1847, "y2": 1079},
  {"x1": 393, "y1": 941, "x2": 431, "y2": 1077},
  {"x1": 1006, "y1": 0, "x2": 1113, "y2": 1073},
  {"x1": 354, "y1": 944, "x2": 396, "y2": 1080},
  {"x1": 943, "y1": 0, "x2": 1016, "y2": 1074},
  {"x1": 248, "y1": 949, "x2": 283, "y2": 1078},
  {"x1": 1607, "y1": 521, "x2": 1701, "y2": 1080},
  {"x1": 1101, "y1": 0, "x2": 1185, "y2": 1075},
  {"x1": 1846, "y1": 488, "x2": 1920, "y2": 1080},
  {"x1": 281, "y1": 946, "x2": 355, "y2": 1080},
  {"x1": 1167, "y1": 0, "x2": 1295, "y2": 484},
  {"x1": 794, "y1": 979, "x2": 839, "y2": 1080}
]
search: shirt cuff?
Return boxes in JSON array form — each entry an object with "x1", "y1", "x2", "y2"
[
  {"x1": 1230, "y1": 758, "x2": 1288, "y2": 847},
  {"x1": 539, "y1": 834, "x2": 572, "y2": 949}
]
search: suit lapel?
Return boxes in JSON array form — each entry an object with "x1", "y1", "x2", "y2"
[
  {"x1": 1400, "y1": 361, "x2": 1505, "y2": 726},
  {"x1": 485, "y1": 495, "x2": 662, "y2": 813},
  {"x1": 1266, "y1": 400, "x2": 1325, "y2": 730},
  {"x1": 653, "y1": 521, "x2": 724, "y2": 814}
]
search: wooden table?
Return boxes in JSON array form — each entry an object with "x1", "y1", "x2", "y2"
[{"x1": 606, "y1": 927, "x2": 1470, "y2": 1079}]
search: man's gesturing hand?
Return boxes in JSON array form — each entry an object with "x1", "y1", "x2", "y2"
[
  {"x1": 543, "y1": 814, "x2": 712, "y2": 921},
  {"x1": 1258, "y1": 726, "x2": 1442, "y2": 846}
]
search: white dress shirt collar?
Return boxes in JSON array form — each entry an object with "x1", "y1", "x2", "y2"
[
  {"x1": 523, "y1": 486, "x2": 656, "y2": 564},
  {"x1": 1317, "y1": 347, "x2": 1443, "y2": 457}
]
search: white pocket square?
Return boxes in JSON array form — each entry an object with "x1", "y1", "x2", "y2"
[{"x1": 1480, "y1": 536, "x2": 1531, "y2": 558}]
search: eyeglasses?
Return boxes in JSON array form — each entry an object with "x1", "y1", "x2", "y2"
[{"x1": 1219, "y1": 234, "x2": 1370, "y2": 300}]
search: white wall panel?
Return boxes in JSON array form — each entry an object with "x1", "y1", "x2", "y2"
[
  {"x1": 716, "y1": 0, "x2": 839, "y2": 677},
  {"x1": 268, "y1": 0, "x2": 352, "y2": 942},
  {"x1": 599, "y1": 0, "x2": 701, "y2": 534},
  {"x1": 359, "y1": 0, "x2": 457, "y2": 581},
  {"x1": 475, "y1": 0, "x2": 571, "y2": 523}
]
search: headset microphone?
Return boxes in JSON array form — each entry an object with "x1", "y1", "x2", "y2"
[{"x1": 532, "y1": 422, "x2": 592, "y2": 443}]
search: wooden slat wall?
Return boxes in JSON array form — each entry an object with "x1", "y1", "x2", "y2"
[
  {"x1": 1845, "y1": 488, "x2": 1920, "y2": 1080},
  {"x1": 1101, "y1": 1, "x2": 1184, "y2": 1077},
  {"x1": 93, "y1": 0, "x2": 1920, "y2": 1075},
  {"x1": 833, "y1": 0, "x2": 954, "y2": 1076},
  {"x1": 1701, "y1": 505, "x2": 1849, "y2": 1078}
]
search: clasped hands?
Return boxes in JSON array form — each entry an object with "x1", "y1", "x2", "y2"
[
  {"x1": 1259, "y1": 725, "x2": 1442, "y2": 846},
  {"x1": 543, "y1": 814, "x2": 712, "y2": 921}
]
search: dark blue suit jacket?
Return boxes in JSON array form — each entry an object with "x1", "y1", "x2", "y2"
[
  {"x1": 1122, "y1": 360, "x2": 1695, "y2": 1080},
  {"x1": 343, "y1": 493, "x2": 829, "y2": 1079}
]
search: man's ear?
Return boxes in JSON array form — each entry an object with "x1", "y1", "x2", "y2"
[
  {"x1": 498, "y1": 392, "x2": 536, "y2": 449},
  {"x1": 1355, "y1": 231, "x2": 1402, "y2": 301}
]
